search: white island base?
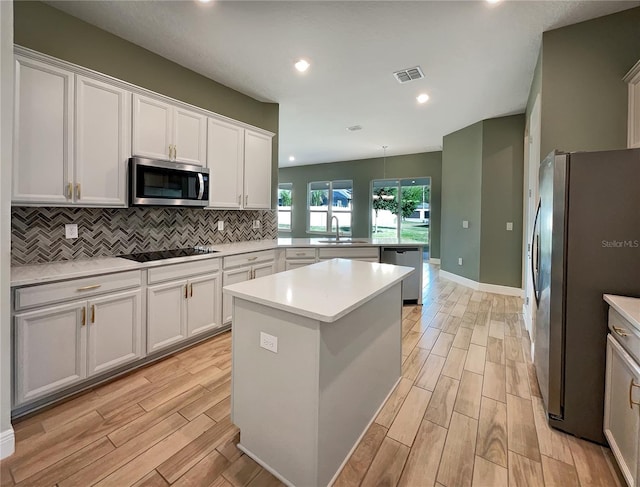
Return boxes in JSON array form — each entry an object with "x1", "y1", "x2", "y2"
[{"x1": 226, "y1": 259, "x2": 411, "y2": 487}]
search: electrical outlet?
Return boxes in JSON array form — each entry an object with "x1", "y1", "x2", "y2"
[
  {"x1": 506, "y1": 222, "x2": 513, "y2": 231},
  {"x1": 65, "y1": 224, "x2": 78, "y2": 239},
  {"x1": 253, "y1": 220, "x2": 261, "y2": 229},
  {"x1": 260, "y1": 332, "x2": 278, "y2": 353},
  {"x1": 458, "y1": 257, "x2": 463, "y2": 266},
  {"x1": 462, "y1": 220, "x2": 469, "y2": 229},
  {"x1": 217, "y1": 221, "x2": 224, "y2": 231}
]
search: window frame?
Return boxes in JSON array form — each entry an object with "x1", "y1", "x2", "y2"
[{"x1": 307, "y1": 180, "x2": 353, "y2": 236}]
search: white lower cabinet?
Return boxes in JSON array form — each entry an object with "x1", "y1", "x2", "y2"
[
  {"x1": 14, "y1": 289, "x2": 142, "y2": 406},
  {"x1": 285, "y1": 260, "x2": 316, "y2": 271},
  {"x1": 605, "y1": 334, "x2": 640, "y2": 487},
  {"x1": 222, "y1": 251, "x2": 276, "y2": 324},
  {"x1": 147, "y1": 271, "x2": 221, "y2": 353}
]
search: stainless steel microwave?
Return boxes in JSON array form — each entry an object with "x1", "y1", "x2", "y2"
[{"x1": 129, "y1": 157, "x2": 210, "y2": 207}]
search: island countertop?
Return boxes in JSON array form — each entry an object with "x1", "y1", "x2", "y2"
[{"x1": 223, "y1": 258, "x2": 414, "y2": 323}]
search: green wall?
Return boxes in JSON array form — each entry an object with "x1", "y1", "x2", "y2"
[
  {"x1": 540, "y1": 7, "x2": 640, "y2": 157},
  {"x1": 441, "y1": 115, "x2": 525, "y2": 287},
  {"x1": 13, "y1": 1, "x2": 280, "y2": 206},
  {"x1": 441, "y1": 122, "x2": 483, "y2": 281},
  {"x1": 278, "y1": 152, "x2": 442, "y2": 258},
  {"x1": 480, "y1": 115, "x2": 525, "y2": 288}
]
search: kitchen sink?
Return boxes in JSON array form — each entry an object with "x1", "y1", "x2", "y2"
[{"x1": 316, "y1": 239, "x2": 370, "y2": 244}]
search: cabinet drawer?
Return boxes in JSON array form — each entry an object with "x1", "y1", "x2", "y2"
[
  {"x1": 609, "y1": 308, "x2": 640, "y2": 364},
  {"x1": 285, "y1": 248, "x2": 317, "y2": 259},
  {"x1": 223, "y1": 250, "x2": 276, "y2": 269},
  {"x1": 15, "y1": 271, "x2": 142, "y2": 311},
  {"x1": 317, "y1": 247, "x2": 379, "y2": 260},
  {"x1": 147, "y1": 258, "x2": 220, "y2": 284}
]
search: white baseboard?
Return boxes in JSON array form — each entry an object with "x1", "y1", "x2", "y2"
[
  {"x1": 429, "y1": 258, "x2": 441, "y2": 265},
  {"x1": 0, "y1": 427, "x2": 15, "y2": 459},
  {"x1": 439, "y1": 269, "x2": 524, "y2": 297}
]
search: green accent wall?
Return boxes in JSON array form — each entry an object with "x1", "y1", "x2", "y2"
[
  {"x1": 278, "y1": 152, "x2": 442, "y2": 258},
  {"x1": 480, "y1": 116, "x2": 525, "y2": 287},
  {"x1": 441, "y1": 122, "x2": 483, "y2": 281},
  {"x1": 441, "y1": 115, "x2": 525, "y2": 288},
  {"x1": 540, "y1": 7, "x2": 640, "y2": 157},
  {"x1": 13, "y1": 1, "x2": 280, "y2": 205}
]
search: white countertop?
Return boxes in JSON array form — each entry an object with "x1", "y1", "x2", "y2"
[
  {"x1": 11, "y1": 238, "x2": 425, "y2": 287},
  {"x1": 223, "y1": 258, "x2": 414, "y2": 323},
  {"x1": 604, "y1": 294, "x2": 640, "y2": 331}
]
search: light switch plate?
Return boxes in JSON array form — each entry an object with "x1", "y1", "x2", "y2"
[
  {"x1": 458, "y1": 257, "x2": 463, "y2": 266},
  {"x1": 506, "y1": 222, "x2": 513, "y2": 231},
  {"x1": 462, "y1": 220, "x2": 469, "y2": 229},
  {"x1": 65, "y1": 224, "x2": 78, "y2": 239},
  {"x1": 217, "y1": 221, "x2": 224, "y2": 231},
  {"x1": 260, "y1": 332, "x2": 278, "y2": 353}
]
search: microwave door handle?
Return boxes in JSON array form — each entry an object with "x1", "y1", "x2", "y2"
[{"x1": 197, "y1": 173, "x2": 205, "y2": 200}]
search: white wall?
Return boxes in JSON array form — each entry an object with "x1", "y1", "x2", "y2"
[{"x1": 0, "y1": 0, "x2": 15, "y2": 459}]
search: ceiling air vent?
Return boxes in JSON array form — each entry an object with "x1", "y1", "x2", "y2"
[
  {"x1": 346, "y1": 125, "x2": 363, "y2": 132},
  {"x1": 393, "y1": 66, "x2": 424, "y2": 84}
]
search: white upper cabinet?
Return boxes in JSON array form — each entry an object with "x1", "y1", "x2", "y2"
[
  {"x1": 132, "y1": 94, "x2": 172, "y2": 160},
  {"x1": 207, "y1": 118, "x2": 273, "y2": 210},
  {"x1": 207, "y1": 117, "x2": 244, "y2": 209},
  {"x1": 174, "y1": 107, "x2": 207, "y2": 165},
  {"x1": 13, "y1": 56, "x2": 74, "y2": 204},
  {"x1": 75, "y1": 75, "x2": 129, "y2": 206},
  {"x1": 133, "y1": 93, "x2": 207, "y2": 165},
  {"x1": 625, "y1": 60, "x2": 640, "y2": 149},
  {"x1": 244, "y1": 129, "x2": 273, "y2": 209},
  {"x1": 13, "y1": 54, "x2": 130, "y2": 207}
]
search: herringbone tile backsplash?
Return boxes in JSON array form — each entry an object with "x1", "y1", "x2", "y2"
[{"x1": 11, "y1": 207, "x2": 278, "y2": 265}]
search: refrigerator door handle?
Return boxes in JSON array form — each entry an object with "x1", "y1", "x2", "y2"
[{"x1": 531, "y1": 199, "x2": 541, "y2": 305}]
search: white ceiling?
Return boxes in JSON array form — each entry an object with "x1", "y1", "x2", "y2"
[{"x1": 48, "y1": 0, "x2": 638, "y2": 167}]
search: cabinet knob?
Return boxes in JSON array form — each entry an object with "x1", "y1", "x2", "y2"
[{"x1": 630, "y1": 379, "x2": 640, "y2": 409}]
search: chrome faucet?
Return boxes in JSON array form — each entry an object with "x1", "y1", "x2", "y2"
[{"x1": 331, "y1": 215, "x2": 340, "y2": 241}]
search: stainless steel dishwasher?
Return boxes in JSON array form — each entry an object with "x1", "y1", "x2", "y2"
[{"x1": 381, "y1": 247, "x2": 423, "y2": 304}]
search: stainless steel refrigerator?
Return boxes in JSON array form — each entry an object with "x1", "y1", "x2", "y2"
[{"x1": 532, "y1": 149, "x2": 640, "y2": 444}]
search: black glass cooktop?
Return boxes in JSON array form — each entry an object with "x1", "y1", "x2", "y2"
[{"x1": 119, "y1": 247, "x2": 217, "y2": 263}]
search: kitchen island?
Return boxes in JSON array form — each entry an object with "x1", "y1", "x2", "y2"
[{"x1": 224, "y1": 259, "x2": 413, "y2": 487}]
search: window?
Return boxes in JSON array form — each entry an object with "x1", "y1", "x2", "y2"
[
  {"x1": 308, "y1": 180, "x2": 352, "y2": 235},
  {"x1": 278, "y1": 183, "x2": 292, "y2": 232}
]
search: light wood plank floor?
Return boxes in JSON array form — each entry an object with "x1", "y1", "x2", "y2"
[{"x1": 1, "y1": 264, "x2": 624, "y2": 487}]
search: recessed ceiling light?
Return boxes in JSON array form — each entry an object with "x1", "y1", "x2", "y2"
[
  {"x1": 417, "y1": 93, "x2": 430, "y2": 104},
  {"x1": 486, "y1": 0, "x2": 501, "y2": 3},
  {"x1": 294, "y1": 59, "x2": 310, "y2": 72},
  {"x1": 289, "y1": 156, "x2": 295, "y2": 162},
  {"x1": 197, "y1": 0, "x2": 213, "y2": 3}
]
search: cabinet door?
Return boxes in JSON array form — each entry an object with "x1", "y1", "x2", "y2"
[
  {"x1": 253, "y1": 261, "x2": 276, "y2": 279},
  {"x1": 604, "y1": 335, "x2": 640, "y2": 487},
  {"x1": 207, "y1": 118, "x2": 243, "y2": 209},
  {"x1": 174, "y1": 107, "x2": 207, "y2": 166},
  {"x1": 243, "y1": 130, "x2": 273, "y2": 209},
  {"x1": 187, "y1": 273, "x2": 221, "y2": 336},
  {"x1": 75, "y1": 75, "x2": 130, "y2": 206},
  {"x1": 132, "y1": 94, "x2": 172, "y2": 160},
  {"x1": 13, "y1": 56, "x2": 74, "y2": 204},
  {"x1": 147, "y1": 280, "x2": 187, "y2": 353},
  {"x1": 222, "y1": 267, "x2": 251, "y2": 324},
  {"x1": 87, "y1": 290, "x2": 142, "y2": 376},
  {"x1": 14, "y1": 301, "x2": 86, "y2": 405}
]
